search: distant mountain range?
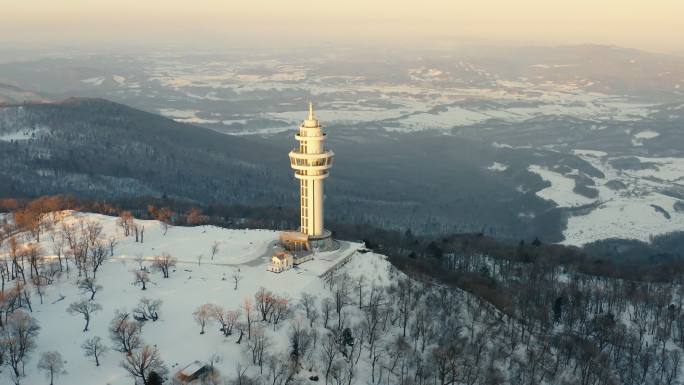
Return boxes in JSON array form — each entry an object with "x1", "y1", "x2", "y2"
[
  {"x1": 461, "y1": 44, "x2": 684, "y2": 97},
  {"x1": 0, "y1": 83, "x2": 51, "y2": 104}
]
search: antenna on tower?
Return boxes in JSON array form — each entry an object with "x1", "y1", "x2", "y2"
[{"x1": 308, "y1": 102, "x2": 315, "y2": 120}]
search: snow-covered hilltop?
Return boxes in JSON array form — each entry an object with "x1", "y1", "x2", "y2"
[
  {"x1": 2, "y1": 210, "x2": 684, "y2": 385},
  {"x1": 0, "y1": 211, "x2": 379, "y2": 384},
  {"x1": 0, "y1": 212, "x2": 368, "y2": 384}
]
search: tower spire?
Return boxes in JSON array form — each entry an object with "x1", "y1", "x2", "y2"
[{"x1": 308, "y1": 102, "x2": 315, "y2": 121}]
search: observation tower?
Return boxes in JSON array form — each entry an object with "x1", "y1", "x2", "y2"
[{"x1": 287, "y1": 103, "x2": 335, "y2": 250}]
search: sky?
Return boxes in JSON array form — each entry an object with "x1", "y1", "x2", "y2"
[{"x1": 2, "y1": 0, "x2": 684, "y2": 53}]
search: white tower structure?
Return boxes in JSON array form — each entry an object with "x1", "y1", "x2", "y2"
[{"x1": 288, "y1": 103, "x2": 334, "y2": 246}]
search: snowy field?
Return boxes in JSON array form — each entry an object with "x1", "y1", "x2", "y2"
[
  {"x1": 254, "y1": 85, "x2": 654, "y2": 134},
  {"x1": 528, "y1": 151, "x2": 684, "y2": 245},
  {"x1": 2, "y1": 212, "x2": 370, "y2": 385}
]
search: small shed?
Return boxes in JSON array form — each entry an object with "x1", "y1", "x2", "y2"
[{"x1": 175, "y1": 361, "x2": 211, "y2": 384}]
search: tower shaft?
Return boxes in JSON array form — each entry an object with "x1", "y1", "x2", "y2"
[{"x1": 289, "y1": 103, "x2": 334, "y2": 237}]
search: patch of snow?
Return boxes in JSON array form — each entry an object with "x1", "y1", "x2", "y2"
[
  {"x1": 572, "y1": 149, "x2": 608, "y2": 157},
  {"x1": 487, "y1": 162, "x2": 508, "y2": 172},
  {"x1": 82, "y1": 76, "x2": 105, "y2": 86},
  {"x1": 528, "y1": 165, "x2": 596, "y2": 207},
  {"x1": 396, "y1": 107, "x2": 492, "y2": 131},
  {"x1": 563, "y1": 193, "x2": 684, "y2": 245},
  {"x1": 634, "y1": 130, "x2": 660, "y2": 139},
  {"x1": 157, "y1": 108, "x2": 220, "y2": 124},
  {"x1": 492, "y1": 142, "x2": 514, "y2": 149},
  {"x1": 633, "y1": 157, "x2": 684, "y2": 182},
  {"x1": 112, "y1": 75, "x2": 126, "y2": 86},
  {"x1": 632, "y1": 130, "x2": 660, "y2": 146}
]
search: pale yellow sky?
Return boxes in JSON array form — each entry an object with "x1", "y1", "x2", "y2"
[{"x1": 2, "y1": 0, "x2": 683, "y2": 52}]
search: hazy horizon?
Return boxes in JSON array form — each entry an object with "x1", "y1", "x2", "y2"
[{"x1": 2, "y1": 0, "x2": 683, "y2": 54}]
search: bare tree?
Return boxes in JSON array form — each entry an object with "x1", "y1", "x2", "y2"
[
  {"x1": 60, "y1": 222, "x2": 76, "y2": 274},
  {"x1": 152, "y1": 252, "x2": 176, "y2": 279},
  {"x1": 210, "y1": 305, "x2": 240, "y2": 336},
  {"x1": 289, "y1": 320, "x2": 313, "y2": 371},
  {"x1": 50, "y1": 231, "x2": 66, "y2": 272},
  {"x1": 121, "y1": 345, "x2": 166, "y2": 385},
  {"x1": 118, "y1": 211, "x2": 134, "y2": 237},
  {"x1": 401, "y1": 279, "x2": 419, "y2": 339},
  {"x1": 78, "y1": 277, "x2": 102, "y2": 300},
  {"x1": 31, "y1": 273, "x2": 47, "y2": 305},
  {"x1": 107, "y1": 235, "x2": 119, "y2": 257},
  {"x1": 134, "y1": 297, "x2": 162, "y2": 322},
  {"x1": 248, "y1": 327, "x2": 271, "y2": 373},
  {"x1": 194, "y1": 303, "x2": 213, "y2": 334},
  {"x1": 133, "y1": 270, "x2": 151, "y2": 290},
  {"x1": 266, "y1": 354, "x2": 295, "y2": 385},
  {"x1": 321, "y1": 331, "x2": 339, "y2": 385},
  {"x1": 299, "y1": 293, "x2": 319, "y2": 327},
  {"x1": 210, "y1": 241, "x2": 220, "y2": 260},
  {"x1": 205, "y1": 353, "x2": 223, "y2": 384},
  {"x1": 2, "y1": 310, "x2": 40, "y2": 381},
  {"x1": 25, "y1": 242, "x2": 43, "y2": 279},
  {"x1": 133, "y1": 223, "x2": 140, "y2": 243},
  {"x1": 134, "y1": 254, "x2": 145, "y2": 271},
  {"x1": 82, "y1": 336, "x2": 107, "y2": 366},
  {"x1": 155, "y1": 207, "x2": 173, "y2": 236},
  {"x1": 233, "y1": 269, "x2": 243, "y2": 290},
  {"x1": 109, "y1": 310, "x2": 142, "y2": 354},
  {"x1": 231, "y1": 362, "x2": 255, "y2": 385},
  {"x1": 42, "y1": 260, "x2": 61, "y2": 285},
  {"x1": 247, "y1": 328, "x2": 271, "y2": 373},
  {"x1": 256, "y1": 287, "x2": 276, "y2": 322},
  {"x1": 355, "y1": 275, "x2": 366, "y2": 308},
  {"x1": 271, "y1": 295, "x2": 290, "y2": 329},
  {"x1": 8, "y1": 236, "x2": 26, "y2": 283},
  {"x1": 88, "y1": 241, "x2": 108, "y2": 278},
  {"x1": 37, "y1": 351, "x2": 64, "y2": 385},
  {"x1": 322, "y1": 297, "x2": 334, "y2": 329},
  {"x1": 67, "y1": 298, "x2": 102, "y2": 332},
  {"x1": 333, "y1": 282, "x2": 349, "y2": 330},
  {"x1": 84, "y1": 220, "x2": 103, "y2": 248},
  {"x1": 243, "y1": 298, "x2": 257, "y2": 340}
]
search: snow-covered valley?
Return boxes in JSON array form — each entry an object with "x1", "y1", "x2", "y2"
[{"x1": 527, "y1": 150, "x2": 684, "y2": 245}]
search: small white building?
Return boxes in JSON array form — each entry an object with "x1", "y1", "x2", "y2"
[{"x1": 267, "y1": 251, "x2": 293, "y2": 273}]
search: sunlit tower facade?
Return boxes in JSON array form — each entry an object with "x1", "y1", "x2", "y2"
[{"x1": 288, "y1": 103, "x2": 335, "y2": 249}]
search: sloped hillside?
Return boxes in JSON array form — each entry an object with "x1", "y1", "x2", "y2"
[
  {"x1": 0, "y1": 98, "x2": 290, "y2": 205},
  {"x1": 1, "y1": 211, "x2": 683, "y2": 385}
]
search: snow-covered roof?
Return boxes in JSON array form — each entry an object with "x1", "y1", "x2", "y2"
[{"x1": 179, "y1": 361, "x2": 206, "y2": 376}]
